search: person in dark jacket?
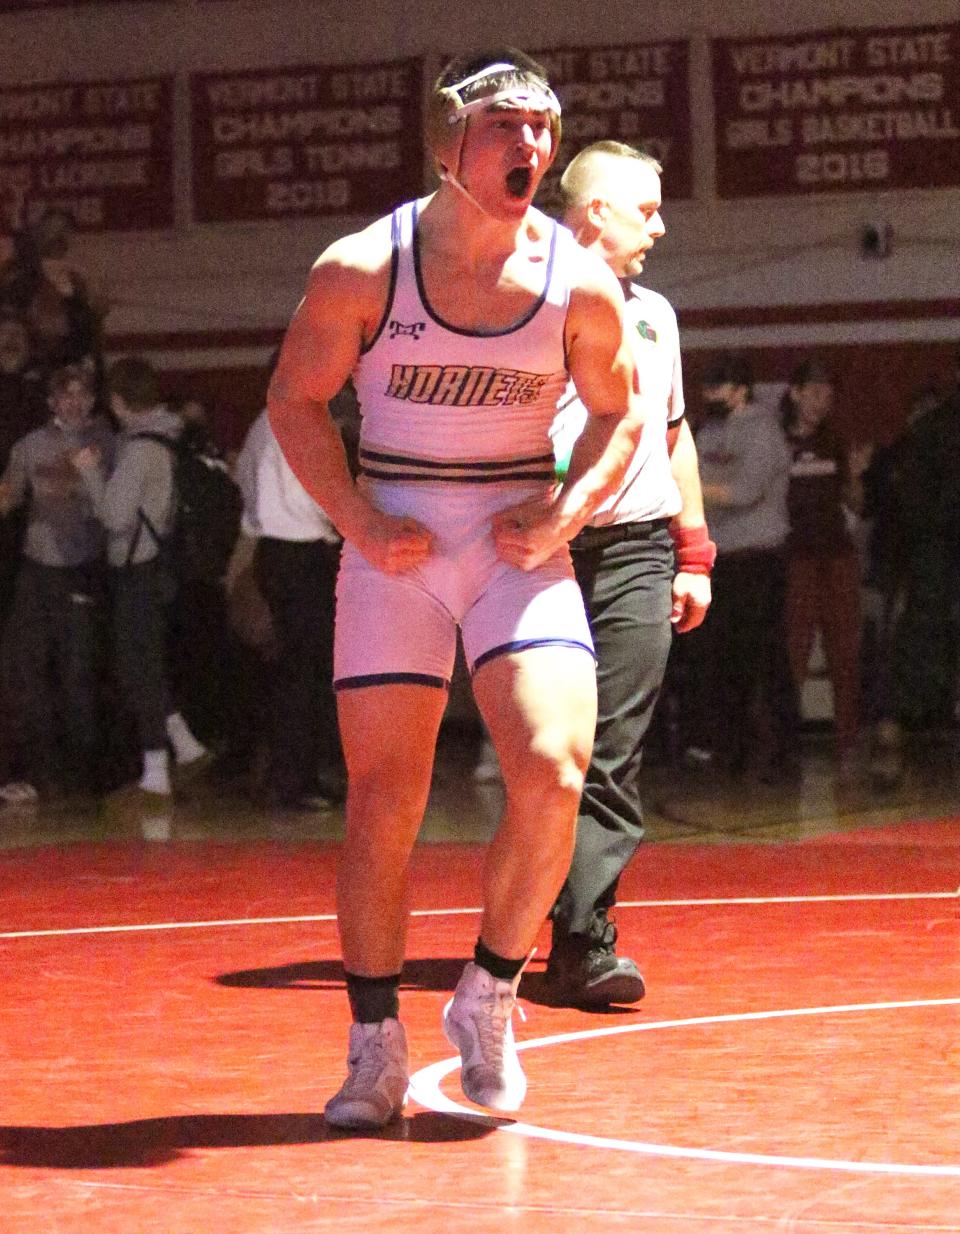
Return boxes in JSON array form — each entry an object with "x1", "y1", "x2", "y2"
[{"x1": 0, "y1": 362, "x2": 114, "y2": 796}]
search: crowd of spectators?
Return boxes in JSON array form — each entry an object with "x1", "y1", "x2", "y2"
[
  {"x1": 668, "y1": 349, "x2": 960, "y2": 788},
  {"x1": 0, "y1": 210, "x2": 262, "y2": 808},
  {"x1": 0, "y1": 212, "x2": 352, "y2": 812}
]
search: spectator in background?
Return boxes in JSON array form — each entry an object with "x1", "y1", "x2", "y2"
[
  {"x1": 865, "y1": 358, "x2": 960, "y2": 786},
  {"x1": 0, "y1": 315, "x2": 47, "y2": 797},
  {"x1": 168, "y1": 391, "x2": 224, "y2": 459},
  {"x1": 687, "y1": 354, "x2": 797, "y2": 780},
  {"x1": 164, "y1": 387, "x2": 246, "y2": 761},
  {"x1": 0, "y1": 315, "x2": 46, "y2": 613},
  {"x1": 72, "y1": 357, "x2": 208, "y2": 799},
  {"x1": 0, "y1": 363, "x2": 114, "y2": 800},
  {"x1": 0, "y1": 208, "x2": 107, "y2": 383},
  {"x1": 234, "y1": 396, "x2": 345, "y2": 811},
  {"x1": 780, "y1": 358, "x2": 867, "y2": 781},
  {"x1": 0, "y1": 314, "x2": 46, "y2": 451}
]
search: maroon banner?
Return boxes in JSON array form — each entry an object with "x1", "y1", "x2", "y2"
[
  {"x1": 713, "y1": 23, "x2": 960, "y2": 196},
  {"x1": 0, "y1": 0, "x2": 138, "y2": 8},
  {"x1": 0, "y1": 77, "x2": 174, "y2": 233},
  {"x1": 533, "y1": 42, "x2": 693, "y2": 210},
  {"x1": 189, "y1": 58, "x2": 423, "y2": 223}
]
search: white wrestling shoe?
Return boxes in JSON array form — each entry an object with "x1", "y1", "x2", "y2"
[
  {"x1": 443, "y1": 962, "x2": 527, "y2": 1112},
  {"x1": 324, "y1": 1018, "x2": 409, "y2": 1129}
]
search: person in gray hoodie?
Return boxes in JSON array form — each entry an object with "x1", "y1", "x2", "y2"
[
  {"x1": 0, "y1": 362, "x2": 114, "y2": 797},
  {"x1": 687, "y1": 353, "x2": 799, "y2": 779},
  {"x1": 73, "y1": 356, "x2": 207, "y2": 798}
]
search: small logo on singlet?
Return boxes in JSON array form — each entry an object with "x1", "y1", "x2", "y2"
[
  {"x1": 388, "y1": 320, "x2": 426, "y2": 340},
  {"x1": 635, "y1": 320, "x2": 658, "y2": 342}
]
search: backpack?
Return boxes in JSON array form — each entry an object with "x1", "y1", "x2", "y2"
[{"x1": 128, "y1": 433, "x2": 243, "y2": 584}]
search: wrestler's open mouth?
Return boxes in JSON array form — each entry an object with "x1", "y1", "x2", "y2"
[{"x1": 506, "y1": 167, "x2": 532, "y2": 198}]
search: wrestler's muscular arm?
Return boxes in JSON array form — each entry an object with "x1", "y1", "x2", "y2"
[
  {"x1": 268, "y1": 222, "x2": 433, "y2": 575},
  {"x1": 493, "y1": 251, "x2": 643, "y2": 571}
]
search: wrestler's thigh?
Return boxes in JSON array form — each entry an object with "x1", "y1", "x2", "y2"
[
  {"x1": 337, "y1": 681, "x2": 447, "y2": 786},
  {"x1": 334, "y1": 545, "x2": 458, "y2": 690},
  {"x1": 460, "y1": 561, "x2": 593, "y2": 678},
  {"x1": 472, "y1": 644, "x2": 597, "y2": 784}
]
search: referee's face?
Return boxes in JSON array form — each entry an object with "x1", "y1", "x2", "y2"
[{"x1": 599, "y1": 161, "x2": 664, "y2": 280}]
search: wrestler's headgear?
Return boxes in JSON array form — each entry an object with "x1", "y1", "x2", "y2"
[{"x1": 427, "y1": 60, "x2": 562, "y2": 183}]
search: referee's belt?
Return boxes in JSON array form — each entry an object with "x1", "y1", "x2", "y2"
[{"x1": 571, "y1": 517, "x2": 671, "y2": 550}]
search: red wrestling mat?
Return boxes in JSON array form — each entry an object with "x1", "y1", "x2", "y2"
[{"x1": 2, "y1": 825, "x2": 958, "y2": 1233}]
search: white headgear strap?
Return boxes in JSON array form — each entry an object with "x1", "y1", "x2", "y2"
[{"x1": 444, "y1": 64, "x2": 561, "y2": 127}]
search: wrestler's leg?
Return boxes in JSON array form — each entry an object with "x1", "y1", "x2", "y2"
[
  {"x1": 324, "y1": 683, "x2": 447, "y2": 1131},
  {"x1": 335, "y1": 683, "x2": 447, "y2": 976},
  {"x1": 332, "y1": 540, "x2": 456, "y2": 978},
  {"x1": 471, "y1": 644, "x2": 597, "y2": 959}
]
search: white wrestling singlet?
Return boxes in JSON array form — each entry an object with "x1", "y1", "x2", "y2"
[{"x1": 335, "y1": 199, "x2": 594, "y2": 690}]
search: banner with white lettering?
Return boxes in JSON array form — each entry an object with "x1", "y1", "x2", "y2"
[
  {"x1": 0, "y1": 76, "x2": 174, "y2": 232},
  {"x1": 713, "y1": 23, "x2": 960, "y2": 196},
  {"x1": 533, "y1": 42, "x2": 693, "y2": 210},
  {"x1": 189, "y1": 58, "x2": 423, "y2": 222}
]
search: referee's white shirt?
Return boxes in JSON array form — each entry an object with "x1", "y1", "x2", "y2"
[{"x1": 235, "y1": 409, "x2": 340, "y2": 543}]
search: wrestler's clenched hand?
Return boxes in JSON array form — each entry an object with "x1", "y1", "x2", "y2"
[
  {"x1": 353, "y1": 506, "x2": 434, "y2": 574},
  {"x1": 492, "y1": 496, "x2": 568, "y2": 572}
]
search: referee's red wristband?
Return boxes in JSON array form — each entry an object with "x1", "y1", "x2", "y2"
[{"x1": 670, "y1": 524, "x2": 716, "y2": 576}]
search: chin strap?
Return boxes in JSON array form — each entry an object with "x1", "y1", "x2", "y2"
[{"x1": 439, "y1": 166, "x2": 499, "y2": 219}]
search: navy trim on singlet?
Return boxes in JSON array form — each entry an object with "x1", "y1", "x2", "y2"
[
  {"x1": 359, "y1": 447, "x2": 555, "y2": 470},
  {"x1": 411, "y1": 199, "x2": 559, "y2": 338},
  {"x1": 667, "y1": 410, "x2": 686, "y2": 427},
  {"x1": 358, "y1": 210, "x2": 402, "y2": 356},
  {"x1": 360, "y1": 467, "x2": 556, "y2": 484},
  {"x1": 334, "y1": 671, "x2": 450, "y2": 692},
  {"x1": 471, "y1": 637, "x2": 596, "y2": 674},
  {"x1": 358, "y1": 447, "x2": 556, "y2": 484}
]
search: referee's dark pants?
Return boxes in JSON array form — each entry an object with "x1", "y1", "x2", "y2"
[{"x1": 553, "y1": 519, "x2": 675, "y2": 936}]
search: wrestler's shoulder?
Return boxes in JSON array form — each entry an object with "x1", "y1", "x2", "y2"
[
  {"x1": 568, "y1": 246, "x2": 626, "y2": 313},
  {"x1": 540, "y1": 214, "x2": 623, "y2": 301},
  {"x1": 308, "y1": 213, "x2": 395, "y2": 286}
]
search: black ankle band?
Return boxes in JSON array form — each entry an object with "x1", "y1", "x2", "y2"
[
  {"x1": 345, "y1": 971, "x2": 401, "y2": 1023},
  {"x1": 474, "y1": 939, "x2": 524, "y2": 982}
]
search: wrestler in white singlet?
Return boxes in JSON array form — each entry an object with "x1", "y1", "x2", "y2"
[{"x1": 334, "y1": 199, "x2": 594, "y2": 689}]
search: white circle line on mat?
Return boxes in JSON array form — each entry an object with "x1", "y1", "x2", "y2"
[{"x1": 408, "y1": 997, "x2": 960, "y2": 1178}]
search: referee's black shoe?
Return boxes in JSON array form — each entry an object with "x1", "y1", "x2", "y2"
[{"x1": 545, "y1": 918, "x2": 645, "y2": 1008}]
